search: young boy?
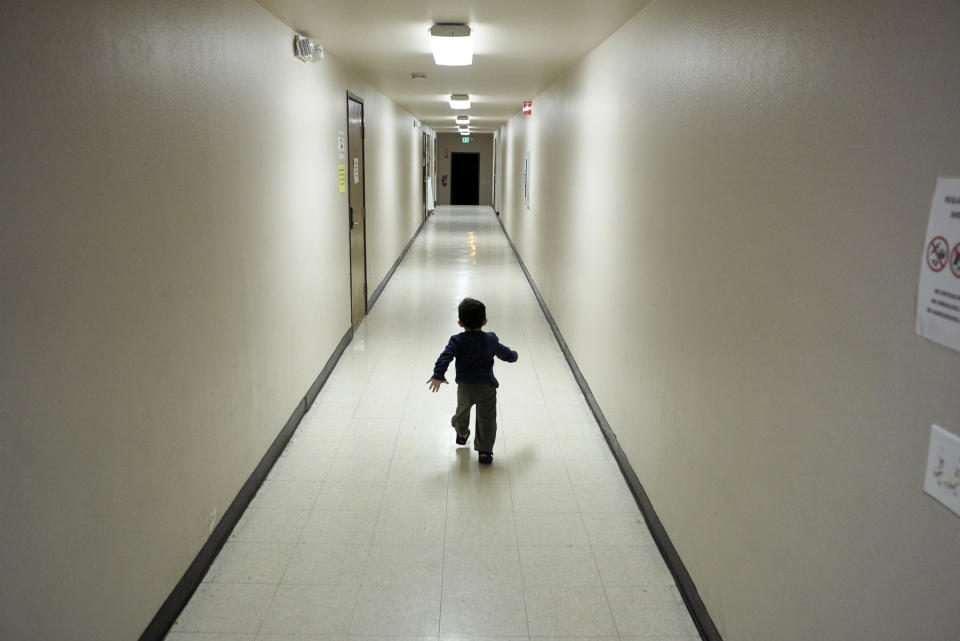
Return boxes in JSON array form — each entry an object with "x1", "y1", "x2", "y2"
[{"x1": 427, "y1": 297, "x2": 518, "y2": 464}]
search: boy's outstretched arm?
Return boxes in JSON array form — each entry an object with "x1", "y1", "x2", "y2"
[
  {"x1": 494, "y1": 339, "x2": 518, "y2": 363},
  {"x1": 427, "y1": 336, "x2": 457, "y2": 392},
  {"x1": 426, "y1": 377, "x2": 447, "y2": 393}
]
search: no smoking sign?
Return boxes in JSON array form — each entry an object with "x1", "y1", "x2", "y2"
[
  {"x1": 926, "y1": 237, "x2": 960, "y2": 279},
  {"x1": 927, "y1": 236, "x2": 949, "y2": 272}
]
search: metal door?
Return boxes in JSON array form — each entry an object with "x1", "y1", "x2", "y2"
[
  {"x1": 492, "y1": 135, "x2": 497, "y2": 213},
  {"x1": 422, "y1": 131, "x2": 428, "y2": 220},
  {"x1": 347, "y1": 95, "x2": 366, "y2": 329}
]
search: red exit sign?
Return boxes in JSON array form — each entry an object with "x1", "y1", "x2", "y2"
[{"x1": 522, "y1": 100, "x2": 532, "y2": 115}]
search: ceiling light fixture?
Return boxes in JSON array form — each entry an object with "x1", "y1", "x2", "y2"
[
  {"x1": 449, "y1": 94, "x2": 470, "y2": 109},
  {"x1": 455, "y1": 115, "x2": 470, "y2": 125},
  {"x1": 458, "y1": 127, "x2": 470, "y2": 134},
  {"x1": 429, "y1": 24, "x2": 473, "y2": 66}
]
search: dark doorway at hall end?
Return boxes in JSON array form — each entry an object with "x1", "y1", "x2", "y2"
[
  {"x1": 435, "y1": 133, "x2": 493, "y2": 208},
  {"x1": 451, "y1": 152, "x2": 479, "y2": 205}
]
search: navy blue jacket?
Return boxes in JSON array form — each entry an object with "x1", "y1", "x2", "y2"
[{"x1": 432, "y1": 330, "x2": 518, "y2": 388}]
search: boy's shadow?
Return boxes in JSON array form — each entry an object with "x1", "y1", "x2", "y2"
[
  {"x1": 452, "y1": 446, "x2": 473, "y2": 472},
  {"x1": 450, "y1": 442, "x2": 536, "y2": 478}
]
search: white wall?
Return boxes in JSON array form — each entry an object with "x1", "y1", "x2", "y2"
[
  {"x1": 497, "y1": 1, "x2": 960, "y2": 639},
  {"x1": 363, "y1": 93, "x2": 428, "y2": 290},
  {"x1": 0, "y1": 1, "x2": 423, "y2": 638}
]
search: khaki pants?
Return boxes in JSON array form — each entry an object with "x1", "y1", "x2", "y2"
[{"x1": 451, "y1": 382, "x2": 497, "y2": 453}]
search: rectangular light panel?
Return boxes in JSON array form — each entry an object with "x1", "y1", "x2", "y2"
[
  {"x1": 449, "y1": 94, "x2": 470, "y2": 109},
  {"x1": 430, "y1": 24, "x2": 473, "y2": 66}
]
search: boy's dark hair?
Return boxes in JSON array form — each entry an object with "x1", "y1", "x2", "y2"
[{"x1": 458, "y1": 297, "x2": 486, "y2": 330}]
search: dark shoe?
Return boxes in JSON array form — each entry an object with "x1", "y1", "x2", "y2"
[
  {"x1": 478, "y1": 451, "x2": 493, "y2": 465},
  {"x1": 456, "y1": 430, "x2": 470, "y2": 446}
]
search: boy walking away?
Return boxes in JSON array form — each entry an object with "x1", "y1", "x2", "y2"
[{"x1": 427, "y1": 297, "x2": 518, "y2": 465}]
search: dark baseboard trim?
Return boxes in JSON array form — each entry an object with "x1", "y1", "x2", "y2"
[
  {"x1": 495, "y1": 215, "x2": 722, "y2": 641},
  {"x1": 139, "y1": 326, "x2": 354, "y2": 641},
  {"x1": 307, "y1": 329, "x2": 353, "y2": 407},
  {"x1": 367, "y1": 217, "x2": 427, "y2": 312}
]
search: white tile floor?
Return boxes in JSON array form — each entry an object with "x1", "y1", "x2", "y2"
[{"x1": 165, "y1": 206, "x2": 698, "y2": 641}]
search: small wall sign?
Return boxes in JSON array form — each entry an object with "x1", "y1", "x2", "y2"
[{"x1": 916, "y1": 177, "x2": 960, "y2": 352}]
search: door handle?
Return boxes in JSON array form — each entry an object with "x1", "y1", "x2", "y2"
[{"x1": 349, "y1": 206, "x2": 356, "y2": 229}]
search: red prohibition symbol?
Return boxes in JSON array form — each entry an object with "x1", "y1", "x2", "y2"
[
  {"x1": 927, "y1": 236, "x2": 949, "y2": 272},
  {"x1": 951, "y1": 243, "x2": 960, "y2": 279}
]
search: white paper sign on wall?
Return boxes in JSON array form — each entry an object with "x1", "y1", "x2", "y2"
[
  {"x1": 523, "y1": 151, "x2": 531, "y2": 211},
  {"x1": 337, "y1": 130, "x2": 346, "y2": 160},
  {"x1": 916, "y1": 177, "x2": 960, "y2": 353}
]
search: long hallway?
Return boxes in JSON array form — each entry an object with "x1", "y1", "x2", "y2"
[{"x1": 166, "y1": 206, "x2": 698, "y2": 639}]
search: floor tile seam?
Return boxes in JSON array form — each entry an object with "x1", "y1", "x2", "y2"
[
  {"x1": 340, "y1": 635, "x2": 442, "y2": 641},
  {"x1": 341, "y1": 577, "x2": 367, "y2": 637},
  {"x1": 346, "y1": 321, "x2": 390, "y2": 419},
  {"x1": 262, "y1": 577, "x2": 368, "y2": 588},
  {"x1": 384, "y1": 423, "x2": 404, "y2": 462},
  {"x1": 279, "y1": 483, "x2": 329, "y2": 549},
  {"x1": 200, "y1": 574, "x2": 293, "y2": 587},
  {"x1": 310, "y1": 478, "x2": 389, "y2": 512},
  {"x1": 340, "y1": 369, "x2": 376, "y2": 424},
  {"x1": 583, "y1": 532, "x2": 622, "y2": 636},
  {"x1": 437, "y1": 452, "x2": 451, "y2": 641},
  {"x1": 590, "y1": 543, "x2": 668, "y2": 638},
  {"x1": 502, "y1": 441, "x2": 532, "y2": 640},
  {"x1": 294, "y1": 424, "x2": 347, "y2": 458},
  {"x1": 278, "y1": 497, "x2": 339, "y2": 588},
  {"x1": 550, "y1": 436, "x2": 580, "y2": 516},
  {"x1": 515, "y1": 545, "x2": 604, "y2": 591},
  {"x1": 347, "y1": 524, "x2": 387, "y2": 600},
  {"x1": 251, "y1": 581, "x2": 282, "y2": 636}
]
